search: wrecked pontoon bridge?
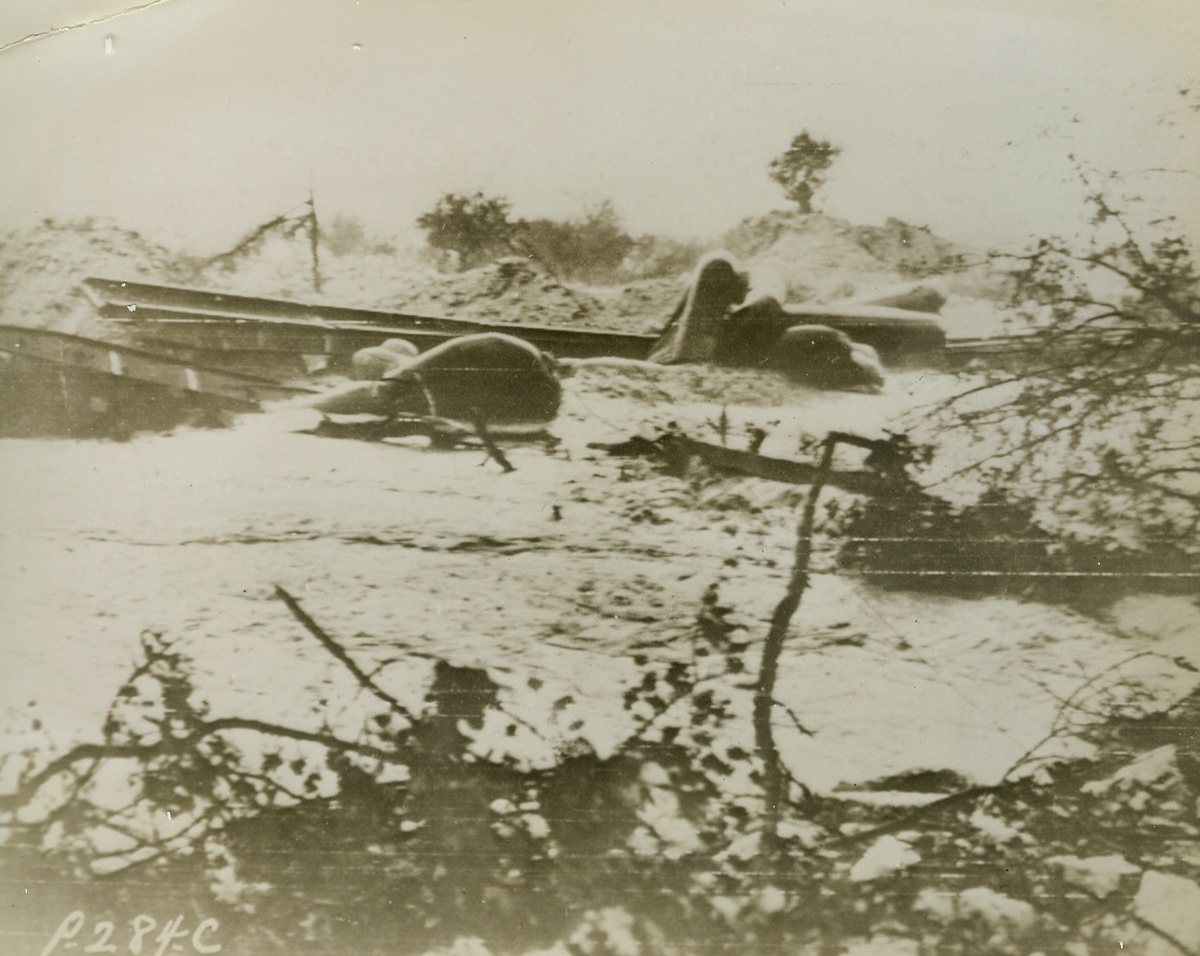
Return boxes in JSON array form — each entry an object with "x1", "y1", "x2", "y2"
[
  {"x1": 83, "y1": 276, "x2": 948, "y2": 374},
  {"x1": 0, "y1": 273, "x2": 950, "y2": 439}
]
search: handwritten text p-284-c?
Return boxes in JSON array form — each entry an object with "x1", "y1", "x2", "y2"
[{"x1": 41, "y1": 911, "x2": 220, "y2": 956}]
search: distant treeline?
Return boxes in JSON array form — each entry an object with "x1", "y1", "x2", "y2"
[{"x1": 416, "y1": 192, "x2": 706, "y2": 282}]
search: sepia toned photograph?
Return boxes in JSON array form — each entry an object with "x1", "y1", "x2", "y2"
[{"x1": 1, "y1": 2, "x2": 1198, "y2": 954}]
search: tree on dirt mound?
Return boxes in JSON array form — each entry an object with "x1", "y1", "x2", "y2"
[
  {"x1": 768, "y1": 132, "x2": 842, "y2": 214},
  {"x1": 417, "y1": 192, "x2": 519, "y2": 271},
  {"x1": 518, "y1": 201, "x2": 635, "y2": 283}
]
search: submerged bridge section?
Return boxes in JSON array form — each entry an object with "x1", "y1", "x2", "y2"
[{"x1": 82, "y1": 276, "x2": 953, "y2": 374}]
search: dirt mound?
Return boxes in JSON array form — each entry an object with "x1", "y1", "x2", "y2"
[
  {"x1": 579, "y1": 276, "x2": 684, "y2": 335},
  {"x1": 196, "y1": 243, "x2": 677, "y2": 333},
  {"x1": 0, "y1": 219, "x2": 185, "y2": 334},
  {"x1": 722, "y1": 211, "x2": 1015, "y2": 337},
  {"x1": 368, "y1": 258, "x2": 681, "y2": 335},
  {"x1": 381, "y1": 257, "x2": 604, "y2": 327},
  {"x1": 854, "y1": 217, "x2": 965, "y2": 276},
  {"x1": 725, "y1": 212, "x2": 966, "y2": 293}
]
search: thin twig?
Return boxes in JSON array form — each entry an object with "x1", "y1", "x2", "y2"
[
  {"x1": 273, "y1": 585, "x2": 416, "y2": 723},
  {"x1": 779, "y1": 703, "x2": 816, "y2": 738}
]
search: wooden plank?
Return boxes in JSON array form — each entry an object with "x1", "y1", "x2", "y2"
[
  {"x1": 590, "y1": 433, "x2": 896, "y2": 496},
  {"x1": 671, "y1": 436, "x2": 896, "y2": 496}
]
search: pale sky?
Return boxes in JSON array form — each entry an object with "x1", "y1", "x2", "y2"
[{"x1": 1, "y1": 0, "x2": 1197, "y2": 255}]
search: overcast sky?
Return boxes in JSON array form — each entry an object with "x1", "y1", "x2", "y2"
[{"x1": 1, "y1": 0, "x2": 1196, "y2": 255}]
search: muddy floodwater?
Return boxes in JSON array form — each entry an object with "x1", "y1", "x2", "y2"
[{"x1": 4, "y1": 369, "x2": 1195, "y2": 800}]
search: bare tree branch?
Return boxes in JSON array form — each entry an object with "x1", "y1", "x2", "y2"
[
  {"x1": 274, "y1": 585, "x2": 416, "y2": 723},
  {"x1": 0, "y1": 716, "x2": 405, "y2": 815}
]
